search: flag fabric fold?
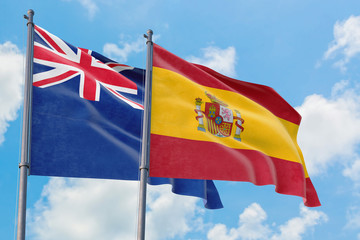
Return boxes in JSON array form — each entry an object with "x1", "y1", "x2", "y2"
[
  {"x1": 149, "y1": 43, "x2": 320, "y2": 207},
  {"x1": 30, "y1": 25, "x2": 223, "y2": 209}
]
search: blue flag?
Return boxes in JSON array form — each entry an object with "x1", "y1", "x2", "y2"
[{"x1": 30, "y1": 25, "x2": 223, "y2": 209}]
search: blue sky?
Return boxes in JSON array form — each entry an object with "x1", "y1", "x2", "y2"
[{"x1": 1, "y1": 0, "x2": 360, "y2": 239}]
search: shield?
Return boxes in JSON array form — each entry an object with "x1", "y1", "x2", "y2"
[{"x1": 204, "y1": 103, "x2": 233, "y2": 137}]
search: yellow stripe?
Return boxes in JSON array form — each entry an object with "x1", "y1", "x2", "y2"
[{"x1": 151, "y1": 67, "x2": 309, "y2": 176}]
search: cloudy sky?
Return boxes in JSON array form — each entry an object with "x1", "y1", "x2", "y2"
[{"x1": 1, "y1": 1, "x2": 360, "y2": 239}]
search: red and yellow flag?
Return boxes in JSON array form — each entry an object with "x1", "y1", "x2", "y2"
[{"x1": 149, "y1": 43, "x2": 320, "y2": 207}]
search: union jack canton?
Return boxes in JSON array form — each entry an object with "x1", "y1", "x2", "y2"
[{"x1": 33, "y1": 25, "x2": 143, "y2": 110}]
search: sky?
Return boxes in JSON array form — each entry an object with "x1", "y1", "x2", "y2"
[{"x1": 1, "y1": 0, "x2": 360, "y2": 239}]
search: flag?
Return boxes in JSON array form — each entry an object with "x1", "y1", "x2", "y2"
[
  {"x1": 149, "y1": 43, "x2": 320, "y2": 207},
  {"x1": 30, "y1": 25, "x2": 223, "y2": 209}
]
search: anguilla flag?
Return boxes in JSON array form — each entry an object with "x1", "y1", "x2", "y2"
[
  {"x1": 149, "y1": 44, "x2": 320, "y2": 207},
  {"x1": 30, "y1": 25, "x2": 223, "y2": 209}
]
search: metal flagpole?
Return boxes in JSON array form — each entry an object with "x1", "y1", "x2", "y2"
[
  {"x1": 137, "y1": 29, "x2": 153, "y2": 240},
  {"x1": 17, "y1": 9, "x2": 35, "y2": 240}
]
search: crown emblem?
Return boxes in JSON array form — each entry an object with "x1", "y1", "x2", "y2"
[{"x1": 194, "y1": 92, "x2": 244, "y2": 141}]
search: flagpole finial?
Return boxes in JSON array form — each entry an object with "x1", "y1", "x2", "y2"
[
  {"x1": 144, "y1": 29, "x2": 153, "y2": 43},
  {"x1": 24, "y1": 9, "x2": 34, "y2": 25}
]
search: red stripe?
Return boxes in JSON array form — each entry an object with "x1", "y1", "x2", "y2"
[
  {"x1": 107, "y1": 63, "x2": 129, "y2": 68},
  {"x1": 149, "y1": 134, "x2": 320, "y2": 207},
  {"x1": 208, "y1": 120, "x2": 214, "y2": 134},
  {"x1": 106, "y1": 87, "x2": 144, "y2": 109},
  {"x1": 34, "y1": 45, "x2": 74, "y2": 67},
  {"x1": 35, "y1": 26, "x2": 66, "y2": 54},
  {"x1": 153, "y1": 44, "x2": 301, "y2": 125},
  {"x1": 33, "y1": 70, "x2": 78, "y2": 87}
]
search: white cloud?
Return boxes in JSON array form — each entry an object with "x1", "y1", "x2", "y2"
[
  {"x1": 343, "y1": 158, "x2": 360, "y2": 184},
  {"x1": 78, "y1": 0, "x2": 98, "y2": 19},
  {"x1": 62, "y1": 0, "x2": 98, "y2": 19},
  {"x1": 208, "y1": 203, "x2": 270, "y2": 240},
  {"x1": 208, "y1": 224, "x2": 239, "y2": 240},
  {"x1": 103, "y1": 37, "x2": 146, "y2": 63},
  {"x1": 270, "y1": 206, "x2": 328, "y2": 240},
  {"x1": 187, "y1": 46, "x2": 237, "y2": 77},
  {"x1": 27, "y1": 178, "x2": 201, "y2": 240},
  {"x1": 236, "y1": 203, "x2": 271, "y2": 240},
  {"x1": 345, "y1": 206, "x2": 360, "y2": 230},
  {"x1": 323, "y1": 15, "x2": 360, "y2": 71},
  {"x1": 28, "y1": 178, "x2": 139, "y2": 240},
  {"x1": 0, "y1": 41, "x2": 24, "y2": 145},
  {"x1": 146, "y1": 184, "x2": 201, "y2": 239},
  {"x1": 207, "y1": 203, "x2": 327, "y2": 240},
  {"x1": 296, "y1": 80, "x2": 360, "y2": 176}
]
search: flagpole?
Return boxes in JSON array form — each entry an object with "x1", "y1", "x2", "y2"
[
  {"x1": 137, "y1": 29, "x2": 153, "y2": 240},
  {"x1": 17, "y1": 9, "x2": 35, "y2": 240}
]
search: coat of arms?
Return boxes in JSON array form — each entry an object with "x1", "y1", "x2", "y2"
[{"x1": 194, "y1": 92, "x2": 244, "y2": 141}]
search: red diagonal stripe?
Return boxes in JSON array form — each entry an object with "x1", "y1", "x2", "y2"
[
  {"x1": 34, "y1": 45, "x2": 76, "y2": 66},
  {"x1": 35, "y1": 26, "x2": 66, "y2": 55},
  {"x1": 33, "y1": 70, "x2": 78, "y2": 87}
]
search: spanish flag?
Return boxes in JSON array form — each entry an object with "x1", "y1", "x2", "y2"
[{"x1": 149, "y1": 43, "x2": 320, "y2": 207}]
